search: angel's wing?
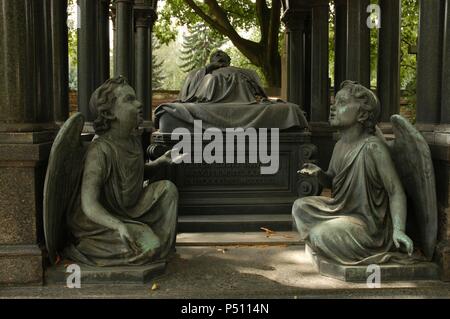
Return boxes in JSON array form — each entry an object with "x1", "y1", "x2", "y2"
[
  {"x1": 43, "y1": 113, "x2": 87, "y2": 264},
  {"x1": 389, "y1": 114, "x2": 438, "y2": 260}
]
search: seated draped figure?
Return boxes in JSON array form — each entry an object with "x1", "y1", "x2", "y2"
[
  {"x1": 154, "y1": 50, "x2": 308, "y2": 132},
  {"x1": 293, "y1": 80, "x2": 437, "y2": 265},
  {"x1": 56, "y1": 76, "x2": 181, "y2": 267}
]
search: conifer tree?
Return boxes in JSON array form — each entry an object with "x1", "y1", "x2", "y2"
[
  {"x1": 179, "y1": 23, "x2": 225, "y2": 73},
  {"x1": 152, "y1": 36, "x2": 165, "y2": 89}
]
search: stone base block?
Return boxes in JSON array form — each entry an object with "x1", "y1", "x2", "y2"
[
  {"x1": 0, "y1": 245, "x2": 43, "y2": 285},
  {"x1": 305, "y1": 244, "x2": 440, "y2": 282},
  {"x1": 436, "y1": 242, "x2": 450, "y2": 281},
  {"x1": 45, "y1": 260, "x2": 167, "y2": 285}
]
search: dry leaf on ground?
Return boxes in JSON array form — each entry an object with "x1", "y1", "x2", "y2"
[{"x1": 151, "y1": 283, "x2": 159, "y2": 291}]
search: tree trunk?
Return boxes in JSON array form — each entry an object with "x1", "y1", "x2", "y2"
[{"x1": 261, "y1": 51, "x2": 281, "y2": 88}]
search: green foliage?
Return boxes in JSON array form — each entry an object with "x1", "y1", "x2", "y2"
[
  {"x1": 223, "y1": 28, "x2": 267, "y2": 87},
  {"x1": 68, "y1": 0, "x2": 77, "y2": 90},
  {"x1": 179, "y1": 23, "x2": 225, "y2": 72},
  {"x1": 152, "y1": 36, "x2": 165, "y2": 89},
  {"x1": 154, "y1": 0, "x2": 282, "y2": 86},
  {"x1": 155, "y1": 0, "x2": 259, "y2": 45},
  {"x1": 328, "y1": 0, "x2": 418, "y2": 97},
  {"x1": 153, "y1": 38, "x2": 187, "y2": 90}
]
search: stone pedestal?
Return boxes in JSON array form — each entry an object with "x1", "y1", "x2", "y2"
[
  {"x1": 306, "y1": 245, "x2": 440, "y2": 282},
  {"x1": 0, "y1": 132, "x2": 56, "y2": 285},
  {"x1": 46, "y1": 260, "x2": 166, "y2": 284},
  {"x1": 150, "y1": 131, "x2": 320, "y2": 216}
]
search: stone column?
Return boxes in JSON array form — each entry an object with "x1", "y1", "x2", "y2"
[
  {"x1": 51, "y1": 0, "x2": 69, "y2": 123},
  {"x1": 441, "y1": 0, "x2": 450, "y2": 124},
  {"x1": 134, "y1": 5, "x2": 157, "y2": 121},
  {"x1": 416, "y1": 0, "x2": 443, "y2": 125},
  {"x1": 115, "y1": 0, "x2": 134, "y2": 80},
  {"x1": 98, "y1": 0, "x2": 111, "y2": 84},
  {"x1": 111, "y1": 6, "x2": 117, "y2": 76},
  {"x1": 346, "y1": 0, "x2": 370, "y2": 87},
  {"x1": 281, "y1": 7, "x2": 309, "y2": 109},
  {"x1": 42, "y1": 0, "x2": 54, "y2": 123},
  {"x1": 310, "y1": 0, "x2": 329, "y2": 123},
  {"x1": 77, "y1": 0, "x2": 99, "y2": 121},
  {"x1": 304, "y1": 16, "x2": 312, "y2": 118},
  {"x1": 334, "y1": 0, "x2": 347, "y2": 93},
  {"x1": 0, "y1": 0, "x2": 58, "y2": 285},
  {"x1": 377, "y1": 0, "x2": 401, "y2": 122}
]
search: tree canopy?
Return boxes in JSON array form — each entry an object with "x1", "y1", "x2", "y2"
[{"x1": 155, "y1": 0, "x2": 283, "y2": 87}]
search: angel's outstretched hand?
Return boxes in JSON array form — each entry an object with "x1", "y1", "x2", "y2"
[
  {"x1": 160, "y1": 148, "x2": 189, "y2": 165},
  {"x1": 393, "y1": 229, "x2": 414, "y2": 256},
  {"x1": 298, "y1": 163, "x2": 322, "y2": 176}
]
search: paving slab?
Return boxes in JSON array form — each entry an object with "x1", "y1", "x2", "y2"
[{"x1": 1, "y1": 245, "x2": 449, "y2": 299}]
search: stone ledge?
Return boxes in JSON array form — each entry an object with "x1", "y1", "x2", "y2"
[
  {"x1": 0, "y1": 131, "x2": 56, "y2": 144},
  {"x1": 0, "y1": 245, "x2": 43, "y2": 285},
  {"x1": 306, "y1": 245, "x2": 440, "y2": 282},
  {"x1": 0, "y1": 244, "x2": 42, "y2": 257},
  {"x1": 45, "y1": 260, "x2": 167, "y2": 285},
  {"x1": 0, "y1": 142, "x2": 53, "y2": 161}
]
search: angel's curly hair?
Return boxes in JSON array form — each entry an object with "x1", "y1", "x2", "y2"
[
  {"x1": 89, "y1": 76, "x2": 129, "y2": 135},
  {"x1": 339, "y1": 80, "x2": 380, "y2": 134}
]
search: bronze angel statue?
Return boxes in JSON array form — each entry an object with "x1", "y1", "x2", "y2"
[
  {"x1": 44, "y1": 76, "x2": 184, "y2": 267},
  {"x1": 293, "y1": 81, "x2": 437, "y2": 265}
]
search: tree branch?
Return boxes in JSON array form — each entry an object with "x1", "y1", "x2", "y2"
[
  {"x1": 184, "y1": 0, "x2": 261, "y2": 64},
  {"x1": 267, "y1": 0, "x2": 281, "y2": 58},
  {"x1": 256, "y1": 0, "x2": 269, "y2": 43}
]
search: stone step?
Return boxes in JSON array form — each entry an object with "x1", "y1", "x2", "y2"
[
  {"x1": 176, "y1": 231, "x2": 302, "y2": 246},
  {"x1": 178, "y1": 214, "x2": 294, "y2": 232}
]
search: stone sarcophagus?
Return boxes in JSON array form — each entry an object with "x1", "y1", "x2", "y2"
[{"x1": 148, "y1": 130, "x2": 321, "y2": 216}]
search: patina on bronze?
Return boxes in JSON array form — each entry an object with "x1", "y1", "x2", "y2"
[
  {"x1": 293, "y1": 81, "x2": 437, "y2": 265},
  {"x1": 154, "y1": 50, "x2": 309, "y2": 133},
  {"x1": 44, "y1": 76, "x2": 182, "y2": 267}
]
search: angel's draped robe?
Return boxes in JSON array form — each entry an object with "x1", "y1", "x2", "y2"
[
  {"x1": 65, "y1": 135, "x2": 178, "y2": 266},
  {"x1": 293, "y1": 136, "x2": 410, "y2": 265}
]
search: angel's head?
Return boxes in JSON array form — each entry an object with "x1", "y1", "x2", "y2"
[
  {"x1": 89, "y1": 76, "x2": 143, "y2": 135},
  {"x1": 330, "y1": 80, "x2": 380, "y2": 134}
]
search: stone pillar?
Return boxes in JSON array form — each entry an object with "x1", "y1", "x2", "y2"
[
  {"x1": 51, "y1": 0, "x2": 69, "y2": 123},
  {"x1": 115, "y1": 0, "x2": 134, "y2": 80},
  {"x1": 42, "y1": 0, "x2": 54, "y2": 123},
  {"x1": 346, "y1": 0, "x2": 370, "y2": 87},
  {"x1": 134, "y1": 5, "x2": 157, "y2": 121},
  {"x1": 334, "y1": 0, "x2": 347, "y2": 93},
  {"x1": 111, "y1": 6, "x2": 117, "y2": 76},
  {"x1": 304, "y1": 16, "x2": 312, "y2": 118},
  {"x1": 98, "y1": 0, "x2": 111, "y2": 84},
  {"x1": 310, "y1": 0, "x2": 329, "y2": 123},
  {"x1": 77, "y1": 0, "x2": 99, "y2": 121},
  {"x1": 441, "y1": 0, "x2": 450, "y2": 124},
  {"x1": 416, "y1": 0, "x2": 450, "y2": 281},
  {"x1": 377, "y1": 0, "x2": 401, "y2": 122},
  {"x1": 0, "y1": 0, "x2": 58, "y2": 285},
  {"x1": 416, "y1": 0, "x2": 443, "y2": 125},
  {"x1": 281, "y1": 7, "x2": 309, "y2": 109}
]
